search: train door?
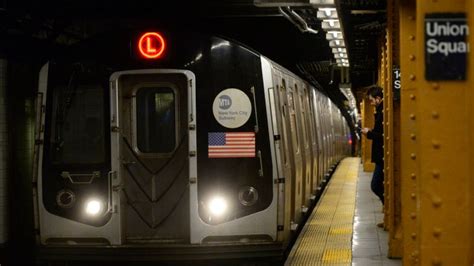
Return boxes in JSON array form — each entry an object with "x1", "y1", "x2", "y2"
[
  {"x1": 294, "y1": 83, "x2": 312, "y2": 208},
  {"x1": 328, "y1": 100, "x2": 335, "y2": 166},
  {"x1": 311, "y1": 90, "x2": 321, "y2": 189},
  {"x1": 325, "y1": 100, "x2": 331, "y2": 173},
  {"x1": 271, "y1": 74, "x2": 303, "y2": 228},
  {"x1": 285, "y1": 79, "x2": 304, "y2": 225},
  {"x1": 110, "y1": 70, "x2": 194, "y2": 243},
  {"x1": 305, "y1": 87, "x2": 318, "y2": 195},
  {"x1": 321, "y1": 96, "x2": 329, "y2": 177},
  {"x1": 311, "y1": 91, "x2": 321, "y2": 187},
  {"x1": 268, "y1": 76, "x2": 293, "y2": 242},
  {"x1": 318, "y1": 94, "x2": 326, "y2": 182}
]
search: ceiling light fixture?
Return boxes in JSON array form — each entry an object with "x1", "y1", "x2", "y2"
[{"x1": 318, "y1": 6, "x2": 350, "y2": 68}]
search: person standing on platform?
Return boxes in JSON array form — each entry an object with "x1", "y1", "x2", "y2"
[{"x1": 361, "y1": 86, "x2": 384, "y2": 227}]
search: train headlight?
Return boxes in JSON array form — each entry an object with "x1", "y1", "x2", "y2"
[
  {"x1": 238, "y1": 186, "x2": 258, "y2": 206},
  {"x1": 208, "y1": 196, "x2": 228, "y2": 217},
  {"x1": 85, "y1": 199, "x2": 103, "y2": 216},
  {"x1": 56, "y1": 189, "x2": 76, "y2": 209}
]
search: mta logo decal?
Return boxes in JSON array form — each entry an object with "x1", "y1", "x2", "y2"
[{"x1": 218, "y1": 95, "x2": 232, "y2": 110}]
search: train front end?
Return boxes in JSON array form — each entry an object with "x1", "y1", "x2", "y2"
[{"x1": 33, "y1": 29, "x2": 281, "y2": 262}]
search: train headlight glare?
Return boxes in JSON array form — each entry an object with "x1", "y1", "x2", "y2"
[
  {"x1": 208, "y1": 196, "x2": 228, "y2": 217},
  {"x1": 85, "y1": 199, "x2": 103, "y2": 216}
]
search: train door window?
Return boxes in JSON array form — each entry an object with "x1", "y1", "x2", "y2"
[
  {"x1": 288, "y1": 90, "x2": 299, "y2": 153},
  {"x1": 308, "y1": 90, "x2": 317, "y2": 145},
  {"x1": 135, "y1": 86, "x2": 177, "y2": 154},
  {"x1": 299, "y1": 87, "x2": 309, "y2": 148},
  {"x1": 279, "y1": 83, "x2": 288, "y2": 165}
]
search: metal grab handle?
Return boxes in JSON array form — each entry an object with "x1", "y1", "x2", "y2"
[
  {"x1": 189, "y1": 78, "x2": 195, "y2": 122},
  {"x1": 257, "y1": 150, "x2": 264, "y2": 177},
  {"x1": 251, "y1": 86, "x2": 259, "y2": 133},
  {"x1": 107, "y1": 171, "x2": 117, "y2": 213},
  {"x1": 60, "y1": 171, "x2": 100, "y2": 184}
]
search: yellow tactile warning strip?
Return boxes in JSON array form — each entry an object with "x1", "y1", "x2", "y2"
[{"x1": 285, "y1": 157, "x2": 359, "y2": 266}]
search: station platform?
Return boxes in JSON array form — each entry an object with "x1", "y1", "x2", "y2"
[{"x1": 285, "y1": 158, "x2": 402, "y2": 265}]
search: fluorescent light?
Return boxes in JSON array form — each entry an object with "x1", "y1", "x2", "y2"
[
  {"x1": 310, "y1": 0, "x2": 335, "y2": 5},
  {"x1": 326, "y1": 31, "x2": 343, "y2": 40},
  {"x1": 329, "y1": 40, "x2": 345, "y2": 48},
  {"x1": 329, "y1": 40, "x2": 345, "y2": 47},
  {"x1": 317, "y1": 8, "x2": 338, "y2": 19},
  {"x1": 322, "y1": 19, "x2": 341, "y2": 30},
  {"x1": 332, "y1": 48, "x2": 347, "y2": 53},
  {"x1": 335, "y1": 53, "x2": 348, "y2": 59},
  {"x1": 319, "y1": 6, "x2": 348, "y2": 65}
]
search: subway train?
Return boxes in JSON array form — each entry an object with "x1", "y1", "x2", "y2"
[{"x1": 32, "y1": 27, "x2": 351, "y2": 262}]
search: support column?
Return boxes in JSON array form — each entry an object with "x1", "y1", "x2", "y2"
[
  {"x1": 378, "y1": 33, "x2": 390, "y2": 228},
  {"x1": 469, "y1": 0, "x2": 474, "y2": 264},
  {"x1": 386, "y1": 0, "x2": 403, "y2": 257},
  {"x1": 399, "y1": 0, "x2": 419, "y2": 264},
  {"x1": 416, "y1": 0, "x2": 471, "y2": 264}
]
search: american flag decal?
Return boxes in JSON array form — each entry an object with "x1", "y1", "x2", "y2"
[{"x1": 208, "y1": 132, "x2": 256, "y2": 158}]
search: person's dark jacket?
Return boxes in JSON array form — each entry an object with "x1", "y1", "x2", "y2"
[{"x1": 367, "y1": 102, "x2": 384, "y2": 164}]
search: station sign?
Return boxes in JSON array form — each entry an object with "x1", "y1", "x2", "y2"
[
  {"x1": 393, "y1": 66, "x2": 400, "y2": 101},
  {"x1": 425, "y1": 13, "x2": 469, "y2": 81}
]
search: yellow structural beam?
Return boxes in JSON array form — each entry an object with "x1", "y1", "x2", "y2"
[
  {"x1": 415, "y1": 0, "x2": 471, "y2": 264},
  {"x1": 386, "y1": 0, "x2": 402, "y2": 258},
  {"x1": 378, "y1": 29, "x2": 389, "y2": 230},
  {"x1": 399, "y1": 0, "x2": 419, "y2": 264},
  {"x1": 469, "y1": 1, "x2": 474, "y2": 264}
]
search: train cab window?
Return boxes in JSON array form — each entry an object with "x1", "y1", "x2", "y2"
[
  {"x1": 50, "y1": 85, "x2": 106, "y2": 164},
  {"x1": 136, "y1": 87, "x2": 176, "y2": 154}
]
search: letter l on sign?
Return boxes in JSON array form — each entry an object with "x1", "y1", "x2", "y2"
[{"x1": 138, "y1": 32, "x2": 166, "y2": 59}]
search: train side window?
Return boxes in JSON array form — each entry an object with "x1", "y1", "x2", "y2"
[{"x1": 136, "y1": 87, "x2": 176, "y2": 154}]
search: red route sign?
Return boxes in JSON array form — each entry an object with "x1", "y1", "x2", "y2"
[{"x1": 138, "y1": 32, "x2": 166, "y2": 59}]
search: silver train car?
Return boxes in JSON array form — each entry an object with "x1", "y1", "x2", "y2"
[{"x1": 32, "y1": 28, "x2": 351, "y2": 262}]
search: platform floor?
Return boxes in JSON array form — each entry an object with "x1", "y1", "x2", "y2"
[{"x1": 285, "y1": 157, "x2": 402, "y2": 265}]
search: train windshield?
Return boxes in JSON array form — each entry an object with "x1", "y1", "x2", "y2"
[{"x1": 49, "y1": 84, "x2": 106, "y2": 164}]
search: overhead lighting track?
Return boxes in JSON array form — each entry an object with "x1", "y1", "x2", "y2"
[
  {"x1": 255, "y1": 0, "x2": 349, "y2": 67},
  {"x1": 314, "y1": 2, "x2": 350, "y2": 68}
]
